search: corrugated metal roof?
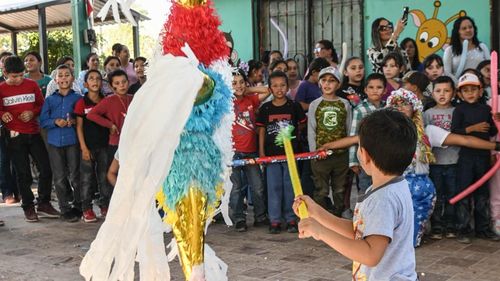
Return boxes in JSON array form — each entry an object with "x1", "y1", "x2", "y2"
[{"x1": 0, "y1": 0, "x2": 149, "y2": 34}]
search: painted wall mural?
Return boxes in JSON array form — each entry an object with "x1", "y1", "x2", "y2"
[
  {"x1": 364, "y1": 0, "x2": 490, "y2": 68},
  {"x1": 409, "y1": 1, "x2": 466, "y2": 62}
]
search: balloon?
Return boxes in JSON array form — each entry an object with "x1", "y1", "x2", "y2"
[
  {"x1": 270, "y1": 18, "x2": 288, "y2": 59},
  {"x1": 454, "y1": 39, "x2": 468, "y2": 78},
  {"x1": 450, "y1": 51, "x2": 500, "y2": 205}
]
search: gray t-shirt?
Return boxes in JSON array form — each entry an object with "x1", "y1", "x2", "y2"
[
  {"x1": 352, "y1": 176, "x2": 417, "y2": 281},
  {"x1": 424, "y1": 107, "x2": 460, "y2": 165}
]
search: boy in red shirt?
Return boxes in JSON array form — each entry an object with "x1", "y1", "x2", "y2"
[
  {"x1": 87, "y1": 69, "x2": 133, "y2": 165},
  {"x1": 229, "y1": 68, "x2": 270, "y2": 232},
  {"x1": 0, "y1": 56, "x2": 57, "y2": 222}
]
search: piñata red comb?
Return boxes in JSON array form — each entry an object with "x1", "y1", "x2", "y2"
[{"x1": 161, "y1": 1, "x2": 229, "y2": 67}]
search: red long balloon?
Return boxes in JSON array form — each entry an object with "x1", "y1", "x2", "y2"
[{"x1": 449, "y1": 155, "x2": 500, "y2": 204}]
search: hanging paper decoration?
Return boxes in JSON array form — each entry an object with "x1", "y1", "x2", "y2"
[{"x1": 80, "y1": 0, "x2": 234, "y2": 280}]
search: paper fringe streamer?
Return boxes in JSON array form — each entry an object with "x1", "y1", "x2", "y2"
[{"x1": 162, "y1": 1, "x2": 229, "y2": 66}]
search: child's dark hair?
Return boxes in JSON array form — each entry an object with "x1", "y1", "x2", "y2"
[
  {"x1": 358, "y1": 109, "x2": 417, "y2": 175},
  {"x1": 432, "y1": 75, "x2": 455, "y2": 90},
  {"x1": 83, "y1": 53, "x2": 98, "y2": 70},
  {"x1": 268, "y1": 70, "x2": 289, "y2": 87},
  {"x1": 382, "y1": 52, "x2": 404, "y2": 68},
  {"x1": 0, "y1": 51, "x2": 13, "y2": 61},
  {"x1": 133, "y1": 56, "x2": 147, "y2": 66},
  {"x1": 55, "y1": 64, "x2": 74, "y2": 77},
  {"x1": 55, "y1": 56, "x2": 74, "y2": 68},
  {"x1": 108, "y1": 69, "x2": 128, "y2": 85},
  {"x1": 104, "y1": 56, "x2": 121, "y2": 68},
  {"x1": 232, "y1": 68, "x2": 248, "y2": 82},
  {"x1": 406, "y1": 72, "x2": 430, "y2": 92},
  {"x1": 365, "y1": 73, "x2": 387, "y2": 88},
  {"x1": 342, "y1": 57, "x2": 363, "y2": 85},
  {"x1": 269, "y1": 59, "x2": 287, "y2": 72},
  {"x1": 305, "y1": 57, "x2": 330, "y2": 80},
  {"x1": 24, "y1": 51, "x2": 42, "y2": 62},
  {"x1": 3, "y1": 56, "x2": 25, "y2": 73},
  {"x1": 248, "y1": 59, "x2": 263, "y2": 76},
  {"x1": 422, "y1": 54, "x2": 443, "y2": 69},
  {"x1": 269, "y1": 50, "x2": 283, "y2": 60},
  {"x1": 317, "y1": 40, "x2": 339, "y2": 64},
  {"x1": 112, "y1": 43, "x2": 124, "y2": 55},
  {"x1": 84, "y1": 69, "x2": 103, "y2": 82},
  {"x1": 476, "y1": 60, "x2": 490, "y2": 72}
]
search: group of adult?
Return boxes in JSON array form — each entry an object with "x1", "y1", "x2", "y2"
[{"x1": 368, "y1": 15, "x2": 490, "y2": 79}]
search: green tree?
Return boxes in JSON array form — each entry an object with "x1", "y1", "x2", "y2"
[{"x1": 17, "y1": 29, "x2": 74, "y2": 73}]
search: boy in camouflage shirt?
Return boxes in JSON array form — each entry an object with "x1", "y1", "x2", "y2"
[{"x1": 308, "y1": 67, "x2": 352, "y2": 215}]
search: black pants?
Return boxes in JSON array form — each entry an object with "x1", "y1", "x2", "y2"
[
  {"x1": 80, "y1": 147, "x2": 111, "y2": 210},
  {"x1": 0, "y1": 133, "x2": 18, "y2": 199},
  {"x1": 456, "y1": 155, "x2": 491, "y2": 234},
  {"x1": 7, "y1": 133, "x2": 52, "y2": 209}
]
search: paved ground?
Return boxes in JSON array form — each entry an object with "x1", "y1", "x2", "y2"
[{"x1": 1, "y1": 199, "x2": 500, "y2": 281}]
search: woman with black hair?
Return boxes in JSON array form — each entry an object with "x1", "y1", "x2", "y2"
[
  {"x1": 314, "y1": 40, "x2": 339, "y2": 67},
  {"x1": 443, "y1": 16, "x2": 490, "y2": 78},
  {"x1": 367, "y1": 17, "x2": 411, "y2": 74},
  {"x1": 400, "y1": 37, "x2": 422, "y2": 71}
]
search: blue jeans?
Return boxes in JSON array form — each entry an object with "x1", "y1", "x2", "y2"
[
  {"x1": 429, "y1": 164, "x2": 458, "y2": 233},
  {"x1": 47, "y1": 144, "x2": 80, "y2": 213},
  {"x1": 229, "y1": 152, "x2": 267, "y2": 224},
  {"x1": 266, "y1": 162, "x2": 296, "y2": 224}
]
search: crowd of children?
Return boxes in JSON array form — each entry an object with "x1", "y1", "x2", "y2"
[
  {"x1": 228, "y1": 30, "x2": 500, "y2": 250},
  {"x1": 0, "y1": 17, "x2": 499, "y2": 263},
  {"x1": 0, "y1": 42, "x2": 145, "y2": 225}
]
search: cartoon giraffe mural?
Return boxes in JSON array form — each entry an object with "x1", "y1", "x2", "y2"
[{"x1": 410, "y1": 0, "x2": 466, "y2": 62}]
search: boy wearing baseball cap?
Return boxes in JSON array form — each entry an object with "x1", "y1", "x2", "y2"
[
  {"x1": 308, "y1": 66, "x2": 352, "y2": 216},
  {"x1": 451, "y1": 72, "x2": 499, "y2": 243}
]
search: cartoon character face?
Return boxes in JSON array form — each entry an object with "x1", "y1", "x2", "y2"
[{"x1": 410, "y1": 1, "x2": 466, "y2": 62}]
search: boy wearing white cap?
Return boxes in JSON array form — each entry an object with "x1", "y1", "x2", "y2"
[
  {"x1": 451, "y1": 72, "x2": 499, "y2": 243},
  {"x1": 308, "y1": 66, "x2": 352, "y2": 216}
]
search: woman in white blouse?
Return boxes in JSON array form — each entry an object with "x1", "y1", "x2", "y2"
[{"x1": 443, "y1": 16, "x2": 490, "y2": 78}]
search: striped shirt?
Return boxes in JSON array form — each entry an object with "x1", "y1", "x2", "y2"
[{"x1": 348, "y1": 99, "x2": 384, "y2": 167}]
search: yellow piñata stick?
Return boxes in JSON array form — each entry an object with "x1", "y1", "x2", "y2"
[{"x1": 276, "y1": 126, "x2": 309, "y2": 219}]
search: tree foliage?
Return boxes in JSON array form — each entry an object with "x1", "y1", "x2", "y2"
[{"x1": 16, "y1": 29, "x2": 74, "y2": 73}]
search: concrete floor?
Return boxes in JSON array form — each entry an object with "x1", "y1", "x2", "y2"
[{"x1": 1, "y1": 199, "x2": 500, "y2": 281}]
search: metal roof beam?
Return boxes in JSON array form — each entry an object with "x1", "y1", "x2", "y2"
[
  {"x1": 0, "y1": 22, "x2": 17, "y2": 32},
  {"x1": 0, "y1": 0, "x2": 69, "y2": 15}
]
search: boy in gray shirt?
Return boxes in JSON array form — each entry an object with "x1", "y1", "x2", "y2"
[
  {"x1": 294, "y1": 109, "x2": 417, "y2": 281},
  {"x1": 423, "y1": 76, "x2": 460, "y2": 240}
]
